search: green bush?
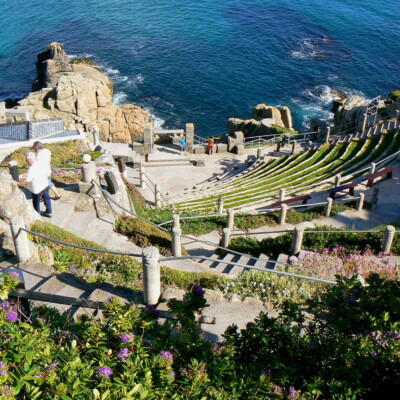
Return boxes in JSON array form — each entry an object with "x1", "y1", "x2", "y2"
[
  {"x1": 115, "y1": 216, "x2": 188, "y2": 257},
  {"x1": 31, "y1": 221, "x2": 140, "y2": 286},
  {"x1": 0, "y1": 272, "x2": 398, "y2": 399}
]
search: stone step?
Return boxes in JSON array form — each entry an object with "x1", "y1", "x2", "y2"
[
  {"x1": 144, "y1": 160, "x2": 194, "y2": 167},
  {"x1": 17, "y1": 262, "x2": 55, "y2": 291},
  {"x1": 228, "y1": 254, "x2": 252, "y2": 276},
  {"x1": 47, "y1": 201, "x2": 76, "y2": 229},
  {"x1": 213, "y1": 253, "x2": 238, "y2": 274},
  {"x1": 253, "y1": 253, "x2": 269, "y2": 269},
  {"x1": 199, "y1": 254, "x2": 220, "y2": 269},
  {"x1": 81, "y1": 214, "x2": 115, "y2": 246},
  {"x1": 63, "y1": 210, "x2": 97, "y2": 239}
]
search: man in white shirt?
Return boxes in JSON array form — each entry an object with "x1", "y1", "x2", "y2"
[
  {"x1": 33, "y1": 141, "x2": 61, "y2": 200},
  {"x1": 16, "y1": 152, "x2": 52, "y2": 217}
]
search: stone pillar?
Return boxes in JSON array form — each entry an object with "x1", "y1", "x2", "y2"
[
  {"x1": 172, "y1": 227, "x2": 182, "y2": 257},
  {"x1": 276, "y1": 141, "x2": 281, "y2": 152},
  {"x1": 369, "y1": 163, "x2": 376, "y2": 175},
  {"x1": 172, "y1": 214, "x2": 181, "y2": 230},
  {"x1": 356, "y1": 193, "x2": 365, "y2": 211},
  {"x1": 10, "y1": 216, "x2": 31, "y2": 262},
  {"x1": 324, "y1": 197, "x2": 333, "y2": 217},
  {"x1": 382, "y1": 225, "x2": 396, "y2": 254},
  {"x1": 334, "y1": 174, "x2": 341, "y2": 188},
  {"x1": 142, "y1": 246, "x2": 160, "y2": 305},
  {"x1": 291, "y1": 140, "x2": 297, "y2": 155},
  {"x1": 221, "y1": 228, "x2": 231, "y2": 248},
  {"x1": 81, "y1": 159, "x2": 97, "y2": 183},
  {"x1": 279, "y1": 188, "x2": 286, "y2": 202},
  {"x1": 139, "y1": 165, "x2": 145, "y2": 189},
  {"x1": 279, "y1": 204, "x2": 288, "y2": 225},
  {"x1": 155, "y1": 184, "x2": 161, "y2": 208},
  {"x1": 143, "y1": 123, "x2": 153, "y2": 155},
  {"x1": 257, "y1": 148, "x2": 262, "y2": 158},
  {"x1": 362, "y1": 112, "x2": 368, "y2": 132},
  {"x1": 291, "y1": 224, "x2": 304, "y2": 255},
  {"x1": 185, "y1": 123, "x2": 194, "y2": 153},
  {"x1": 324, "y1": 127, "x2": 331, "y2": 144},
  {"x1": 217, "y1": 197, "x2": 224, "y2": 214},
  {"x1": 8, "y1": 160, "x2": 19, "y2": 181},
  {"x1": 227, "y1": 208, "x2": 235, "y2": 230}
]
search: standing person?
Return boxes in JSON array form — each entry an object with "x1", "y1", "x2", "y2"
[
  {"x1": 16, "y1": 152, "x2": 52, "y2": 217},
  {"x1": 179, "y1": 135, "x2": 187, "y2": 155},
  {"x1": 33, "y1": 141, "x2": 61, "y2": 200},
  {"x1": 207, "y1": 137, "x2": 215, "y2": 155}
]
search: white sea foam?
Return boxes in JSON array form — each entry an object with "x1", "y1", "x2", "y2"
[
  {"x1": 113, "y1": 92, "x2": 129, "y2": 105},
  {"x1": 67, "y1": 53, "x2": 94, "y2": 60}
]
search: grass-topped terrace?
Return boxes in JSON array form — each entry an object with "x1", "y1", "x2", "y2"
[{"x1": 173, "y1": 129, "x2": 399, "y2": 211}]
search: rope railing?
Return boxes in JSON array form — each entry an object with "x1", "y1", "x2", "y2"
[
  {"x1": 159, "y1": 255, "x2": 337, "y2": 285},
  {"x1": 20, "y1": 228, "x2": 142, "y2": 257}
]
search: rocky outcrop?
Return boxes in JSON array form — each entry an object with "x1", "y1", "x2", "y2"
[
  {"x1": 227, "y1": 104, "x2": 295, "y2": 137},
  {"x1": 332, "y1": 96, "x2": 368, "y2": 133},
  {"x1": 14, "y1": 42, "x2": 151, "y2": 143},
  {"x1": 0, "y1": 171, "x2": 39, "y2": 228}
]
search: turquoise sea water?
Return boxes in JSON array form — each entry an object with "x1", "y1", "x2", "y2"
[{"x1": 0, "y1": 0, "x2": 399, "y2": 136}]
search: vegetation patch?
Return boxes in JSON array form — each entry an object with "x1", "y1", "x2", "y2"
[
  {"x1": 115, "y1": 216, "x2": 188, "y2": 257},
  {"x1": 229, "y1": 223, "x2": 400, "y2": 258},
  {"x1": 31, "y1": 221, "x2": 140, "y2": 286},
  {"x1": 0, "y1": 272, "x2": 398, "y2": 399}
]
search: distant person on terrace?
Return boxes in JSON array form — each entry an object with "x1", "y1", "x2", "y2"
[
  {"x1": 15, "y1": 152, "x2": 52, "y2": 218},
  {"x1": 33, "y1": 141, "x2": 61, "y2": 200}
]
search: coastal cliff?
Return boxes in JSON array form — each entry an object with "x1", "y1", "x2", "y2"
[{"x1": 13, "y1": 42, "x2": 151, "y2": 143}]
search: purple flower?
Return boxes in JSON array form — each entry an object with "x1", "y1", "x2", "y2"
[
  {"x1": 69, "y1": 264, "x2": 78, "y2": 274},
  {"x1": 262, "y1": 369, "x2": 271, "y2": 378},
  {"x1": 9, "y1": 271, "x2": 19, "y2": 280},
  {"x1": 145, "y1": 304, "x2": 160, "y2": 319},
  {"x1": 371, "y1": 351, "x2": 378, "y2": 357},
  {"x1": 1, "y1": 300, "x2": 10, "y2": 311},
  {"x1": 288, "y1": 386, "x2": 297, "y2": 398},
  {"x1": 193, "y1": 286, "x2": 205, "y2": 296},
  {"x1": 121, "y1": 333, "x2": 135, "y2": 343},
  {"x1": 49, "y1": 361, "x2": 59, "y2": 368},
  {"x1": 96, "y1": 366, "x2": 113, "y2": 378},
  {"x1": 363, "y1": 330, "x2": 369, "y2": 336},
  {"x1": 118, "y1": 348, "x2": 130, "y2": 362},
  {"x1": 395, "y1": 333, "x2": 400, "y2": 339},
  {"x1": 309, "y1": 342, "x2": 316, "y2": 350},
  {"x1": 246, "y1": 322, "x2": 254, "y2": 328},
  {"x1": 160, "y1": 350, "x2": 174, "y2": 360},
  {"x1": 170, "y1": 370, "x2": 176, "y2": 379},
  {"x1": 0, "y1": 361, "x2": 7, "y2": 375},
  {"x1": 212, "y1": 343, "x2": 219, "y2": 354},
  {"x1": 6, "y1": 311, "x2": 18, "y2": 322}
]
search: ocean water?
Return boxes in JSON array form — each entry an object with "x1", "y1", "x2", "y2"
[{"x1": 0, "y1": 0, "x2": 399, "y2": 136}]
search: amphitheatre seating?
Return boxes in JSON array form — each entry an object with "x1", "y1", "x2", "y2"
[
  {"x1": 327, "y1": 182, "x2": 357, "y2": 199},
  {"x1": 366, "y1": 167, "x2": 395, "y2": 187},
  {"x1": 270, "y1": 194, "x2": 311, "y2": 207}
]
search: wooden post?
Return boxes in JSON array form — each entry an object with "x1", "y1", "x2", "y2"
[
  {"x1": 142, "y1": 247, "x2": 160, "y2": 305},
  {"x1": 324, "y1": 127, "x2": 331, "y2": 144},
  {"x1": 291, "y1": 140, "x2": 297, "y2": 155},
  {"x1": 279, "y1": 188, "x2": 286, "y2": 201},
  {"x1": 369, "y1": 163, "x2": 376, "y2": 175}
]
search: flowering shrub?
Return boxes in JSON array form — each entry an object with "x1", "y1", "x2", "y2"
[{"x1": 0, "y1": 271, "x2": 399, "y2": 399}]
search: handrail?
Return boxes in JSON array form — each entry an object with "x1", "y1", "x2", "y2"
[{"x1": 0, "y1": 212, "x2": 11, "y2": 221}]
